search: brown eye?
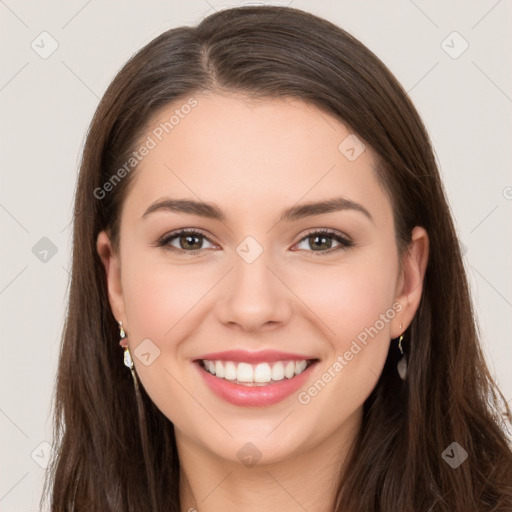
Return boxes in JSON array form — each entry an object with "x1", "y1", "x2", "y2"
[
  {"x1": 177, "y1": 233, "x2": 203, "y2": 250},
  {"x1": 308, "y1": 233, "x2": 334, "y2": 251},
  {"x1": 158, "y1": 229, "x2": 217, "y2": 254},
  {"x1": 294, "y1": 230, "x2": 352, "y2": 254}
]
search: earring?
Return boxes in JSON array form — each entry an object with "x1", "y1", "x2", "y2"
[
  {"x1": 118, "y1": 321, "x2": 140, "y2": 392},
  {"x1": 397, "y1": 323, "x2": 407, "y2": 380},
  {"x1": 118, "y1": 322, "x2": 140, "y2": 395},
  {"x1": 119, "y1": 321, "x2": 134, "y2": 369}
]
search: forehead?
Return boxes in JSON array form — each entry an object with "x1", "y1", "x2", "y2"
[{"x1": 122, "y1": 92, "x2": 391, "y2": 226}]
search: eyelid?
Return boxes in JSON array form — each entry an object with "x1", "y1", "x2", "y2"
[{"x1": 297, "y1": 227, "x2": 352, "y2": 244}]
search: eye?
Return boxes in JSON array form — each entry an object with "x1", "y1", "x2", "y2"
[
  {"x1": 157, "y1": 228, "x2": 353, "y2": 256},
  {"x1": 293, "y1": 229, "x2": 353, "y2": 254},
  {"x1": 157, "y1": 229, "x2": 218, "y2": 254}
]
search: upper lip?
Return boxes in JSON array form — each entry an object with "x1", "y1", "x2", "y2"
[{"x1": 194, "y1": 350, "x2": 317, "y2": 364}]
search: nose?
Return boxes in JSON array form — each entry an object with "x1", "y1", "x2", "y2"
[{"x1": 216, "y1": 246, "x2": 293, "y2": 332}]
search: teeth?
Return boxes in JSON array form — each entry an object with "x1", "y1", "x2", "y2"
[
  {"x1": 215, "y1": 360, "x2": 225, "y2": 378},
  {"x1": 295, "y1": 360, "x2": 307, "y2": 375},
  {"x1": 284, "y1": 361, "x2": 295, "y2": 378},
  {"x1": 254, "y1": 363, "x2": 271, "y2": 383},
  {"x1": 271, "y1": 362, "x2": 285, "y2": 381},
  {"x1": 237, "y1": 362, "x2": 254, "y2": 382},
  {"x1": 201, "y1": 359, "x2": 312, "y2": 384},
  {"x1": 224, "y1": 361, "x2": 237, "y2": 380}
]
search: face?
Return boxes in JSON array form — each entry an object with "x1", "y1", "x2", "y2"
[{"x1": 97, "y1": 92, "x2": 428, "y2": 466}]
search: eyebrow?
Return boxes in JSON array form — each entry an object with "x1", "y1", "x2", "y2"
[{"x1": 141, "y1": 196, "x2": 373, "y2": 224}]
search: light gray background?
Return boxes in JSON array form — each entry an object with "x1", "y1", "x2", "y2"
[{"x1": 1, "y1": 1, "x2": 511, "y2": 510}]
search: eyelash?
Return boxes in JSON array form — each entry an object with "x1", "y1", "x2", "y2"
[{"x1": 156, "y1": 228, "x2": 353, "y2": 256}]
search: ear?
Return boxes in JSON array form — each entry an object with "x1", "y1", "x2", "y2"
[
  {"x1": 392, "y1": 226, "x2": 429, "y2": 337},
  {"x1": 96, "y1": 230, "x2": 126, "y2": 327}
]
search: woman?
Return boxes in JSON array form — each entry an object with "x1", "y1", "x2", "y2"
[{"x1": 42, "y1": 5, "x2": 512, "y2": 511}]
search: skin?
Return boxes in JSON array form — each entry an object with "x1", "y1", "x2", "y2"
[{"x1": 97, "y1": 91, "x2": 429, "y2": 512}]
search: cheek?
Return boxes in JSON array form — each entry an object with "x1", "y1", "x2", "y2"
[
  {"x1": 120, "y1": 257, "x2": 208, "y2": 425},
  {"x1": 122, "y1": 253, "x2": 207, "y2": 341},
  {"x1": 293, "y1": 256, "x2": 398, "y2": 416},
  {"x1": 292, "y1": 255, "x2": 398, "y2": 347}
]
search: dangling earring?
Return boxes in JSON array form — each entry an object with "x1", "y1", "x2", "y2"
[
  {"x1": 119, "y1": 321, "x2": 133, "y2": 368},
  {"x1": 118, "y1": 321, "x2": 139, "y2": 391},
  {"x1": 397, "y1": 323, "x2": 407, "y2": 380}
]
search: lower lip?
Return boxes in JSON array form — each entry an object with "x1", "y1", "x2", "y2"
[{"x1": 194, "y1": 361, "x2": 318, "y2": 407}]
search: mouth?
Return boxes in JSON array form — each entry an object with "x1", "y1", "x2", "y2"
[
  {"x1": 196, "y1": 358, "x2": 318, "y2": 386},
  {"x1": 192, "y1": 354, "x2": 320, "y2": 407}
]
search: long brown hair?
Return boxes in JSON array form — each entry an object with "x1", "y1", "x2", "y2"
[{"x1": 42, "y1": 5, "x2": 512, "y2": 511}]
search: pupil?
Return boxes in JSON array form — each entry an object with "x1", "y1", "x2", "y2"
[
  {"x1": 311, "y1": 234, "x2": 331, "y2": 250},
  {"x1": 183, "y1": 235, "x2": 200, "y2": 249}
]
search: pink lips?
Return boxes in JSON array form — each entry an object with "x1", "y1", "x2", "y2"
[{"x1": 193, "y1": 350, "x2": 319, "y2": 407}]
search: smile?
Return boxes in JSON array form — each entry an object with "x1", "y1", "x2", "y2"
[
  {"x1": 199, "y1": 359, "x2": 315, "y2": 386},
  {"x1": 193, "y1": 354, "x2": 320, "y2": 407}
]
